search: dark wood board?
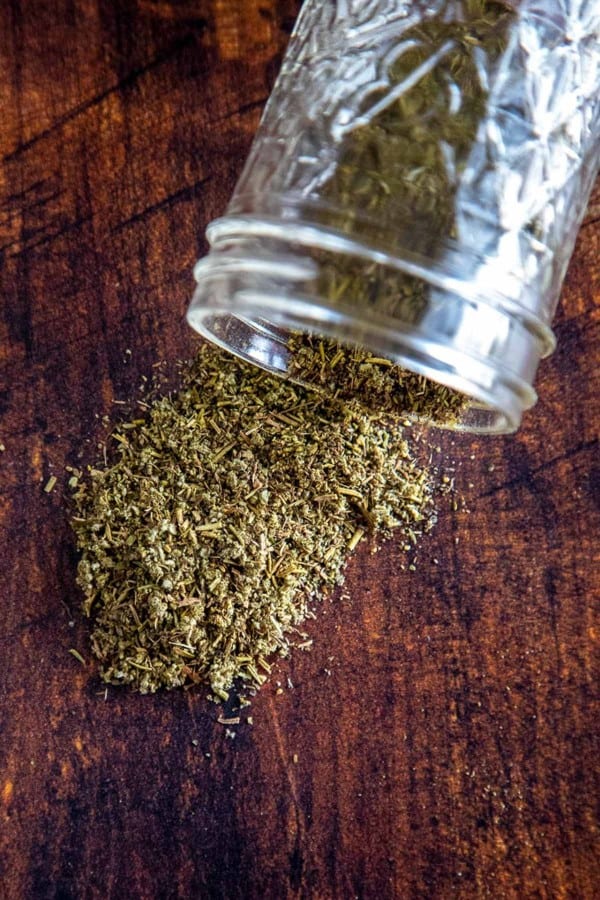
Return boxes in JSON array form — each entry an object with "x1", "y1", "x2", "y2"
[{"x1": 1, "y1": 2, "x2": 598, "y2": 898}]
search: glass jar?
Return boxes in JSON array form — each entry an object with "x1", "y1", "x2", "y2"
[{"x1": 187, "y1": 0, "x2": 600, "y2": 433}]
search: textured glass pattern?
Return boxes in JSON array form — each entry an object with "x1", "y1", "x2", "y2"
[
  {"x1": 233, "y1": 0, "x2": 600, "y2": 330},
  {"x1": 190, "y1": 1, "x2": 600, "y2": 432},
  {"x1": 456, "y1": 1, "x2": 600, "y2": 322}
]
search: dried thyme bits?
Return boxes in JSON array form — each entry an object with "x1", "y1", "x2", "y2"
[
  {"x1": 71, "y1": 344, "x2": 434, "y2": 697},
  {"x1": 287, "y1": 334, "x2": 467, "y2": 426}
]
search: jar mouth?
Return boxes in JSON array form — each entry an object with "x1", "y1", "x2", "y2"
[
  {"x1": 188, "y1": 308, "x2": 516, "y2": 433},
  {"x1": 188, "y1": 217, "x2": 548, "y2": 434}
]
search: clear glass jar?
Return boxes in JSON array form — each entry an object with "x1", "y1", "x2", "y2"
[{"x1": 188, "y1": 0, "x2": 600, "y2": 433}]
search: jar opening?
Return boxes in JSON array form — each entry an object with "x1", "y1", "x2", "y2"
[
  {"x1": 188, "y1": 221, "x2": 544, "y2": 434},
  {"x1": 188, "y1": 305, "x2": 525, "y2": 435}
]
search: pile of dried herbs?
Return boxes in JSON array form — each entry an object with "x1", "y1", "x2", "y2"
[{"x1": 72, "y1": 343, "x2": 436, "y2": 698}]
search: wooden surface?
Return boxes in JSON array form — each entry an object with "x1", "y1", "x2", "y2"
[{"x1": 1, "y1": 3, "x2": 599, "y2": 898}]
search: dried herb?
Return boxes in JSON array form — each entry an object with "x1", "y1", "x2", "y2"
[
  {"x1": 44, "y1": 475, "x2": 57, "y2": 494},
  {"x1": 71, "y1": 344, "x2": 435, "y2": 698},
  {"x1": 287, "y1": 334, "x2": 467, "y2": 425}
]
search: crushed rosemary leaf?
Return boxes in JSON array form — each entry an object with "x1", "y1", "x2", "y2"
[{"x1": 71, "y1": 344, "x2": 437, "y2": 697}]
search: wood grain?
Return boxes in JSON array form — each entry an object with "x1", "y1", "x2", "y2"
[{"x1": 0, "y1": 3, "x2": 598, "y2": 898}]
